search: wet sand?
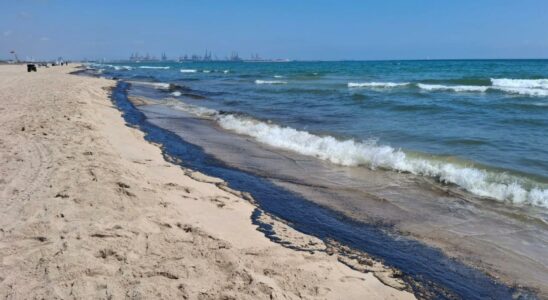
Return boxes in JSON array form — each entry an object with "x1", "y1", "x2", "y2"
[{"x1": 0, "y1": 65, "x2": 415, "y2": 299}]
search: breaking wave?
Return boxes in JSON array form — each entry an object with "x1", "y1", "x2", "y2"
[
  {"x1": 348, "y1": 82, "x2": 410, "y2": 88},
  {"x1": 491, "y1": 78, "x2": 548, "y2": 97},
  {"x1": 127, "y1": 80, "x2": 170, "y2": 90},
  {"x1": 167, "y1": 102, "x2": 548, "y2": 209},
  {"x1": 138, "y1": 66, "x2": 171, "y2": 69},
  {"x1": 491, "y1": 78, "x2": 548, "y2": 89},
  {"x1": 417, "y1": 84, "x2": 489, "y2": 92},
  {"x1": 180, "y1": 69, "x2": 197, "y2": 73},
  {"x1": 255, "y1": 80, "x2": 287, "y2": 85},
  {"x1": 347, "y1": 79, "x2": 548, "y2": 97},
  {"x1": 113, "y1": 65, "x2": 133, "y2": 71},
  {"x1": 495, "y1": 87, "x2": 548, "y2": 97}
]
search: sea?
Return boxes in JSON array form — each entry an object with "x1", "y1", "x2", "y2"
[{"x1": 85, "y1": 60, "x2": 548, "y2": 299}]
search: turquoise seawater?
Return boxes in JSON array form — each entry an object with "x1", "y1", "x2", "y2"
[{"x1": 91, "y1": 60, "x2": 548, "y2": 208}]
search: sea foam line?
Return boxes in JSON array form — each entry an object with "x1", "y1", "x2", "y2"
[
  {"x1": 218, "y1": 115, "x2": 548, "y2": 208},
  {"x1": 348, "y1": 82, "x2": 410, "y2": 88},
  {"x1": 417, "y1": 83, "x2": 489, "y2": 92},
  {"x1": 255, "y1": 80, "x2": 287, "y2": 85},
  {"x1": 113, "y1": 65, "x2": 133, "y2": 71},
  {"x1": 491, "y1": 78, "x2": 548, "y2": 89},
  {"x1": 348, "y1": 79, "x2": 548, "y2": 97},
  {"x1": 127, "y1": 80, "x2": 170, "y2": 90},
  {"x1": 491, "y1": 78, "x2": 548, "y2": 97},
  {"x1": 139, "y1": 66, "x2": 170, "y2": 69},
  {"x1": 167, "y1": 102, "x2": 548, "y2": 208},
  {"x1": 180, "y1": 69, "x2": 197, "y2": 73}
]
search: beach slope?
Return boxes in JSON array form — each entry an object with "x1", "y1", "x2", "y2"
[{"x1": 0, "y1": 65, "x2": 414, "y2": 299}]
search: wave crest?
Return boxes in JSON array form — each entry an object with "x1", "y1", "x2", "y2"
[
  {"x1": 165, "y1": 101, "x2": 547, "y2": 208},
  {"x1": 216, "y1": 114, "x2": 547, "y2": 208},
  {"x1": 491, "y1": 78, "x2": 548, "y2": 97},
  {"x1": 417, "y1": 83, "x2": 489, "y2": 92},
  {"x1": 138, "y1": 66, "x2": 170, "y2": 69},
  {"x1": 491, "y1": 78, "x2": 548, "y2": 89},
  {"x1": 347, "y1": 79, "x2": 548, "y2": 97},
  {"x1": 255, "y1": 80, "x2": 287, "y2": 85},
  {"x1": 348, "y1": 82, "x2": 409, "y2": 88},
  {"x1": 127, "y1": 80, "x2": 170, "y2": 90}
]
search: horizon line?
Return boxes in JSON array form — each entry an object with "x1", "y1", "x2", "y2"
[{"x1": 3, "y1": 57, "x2": 548, "y2": 63}]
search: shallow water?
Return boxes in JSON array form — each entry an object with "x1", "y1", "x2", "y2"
[{"x1": 138, "y1": 102, "x2": 548, "y2": 296}]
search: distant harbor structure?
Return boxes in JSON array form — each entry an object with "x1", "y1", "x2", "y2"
[
  {"x1": 128, "y1": 50, "x2": 290, "y2": 63},
  {"x1": 129, "y1": 52, "x2": 160, "y2": 62}
]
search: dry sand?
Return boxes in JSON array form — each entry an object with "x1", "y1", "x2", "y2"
[{"x1": 0, "y1": 64, "x2": 415, "y2": 299}]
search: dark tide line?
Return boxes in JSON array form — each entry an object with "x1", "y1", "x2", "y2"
[{"x1": 110, "y1": 81, "x2": 536, "y2": 300}]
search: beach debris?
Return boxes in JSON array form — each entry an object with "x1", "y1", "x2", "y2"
[
  {"x1": 116, "y1": 181, "x2": 135, "y2": 197},
  {"x1": 55, "y1": 192, "x2": 69, "y2": 198},
  {"x1": 32, "y1": 236, "x2": 48, "y2": 242},
  {"x1": 116, "y1": 182, "x2": 130, "y2": 189}
]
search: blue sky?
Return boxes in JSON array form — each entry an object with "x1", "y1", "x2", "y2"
[{"x1": 1, "y1": 0, "x2": 547, "y2": 60}]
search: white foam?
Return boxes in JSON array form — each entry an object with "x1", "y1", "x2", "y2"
[
  {"x1": 213, "y1": 113, "x2": 548, "y2": 208},
  {"x1": 346, "y1": 79, "x2": 548, "y2": 97},
  {"x1": 348, "y1": 82, "x2": 409, "y2": 88},
  {"x1": 491, "y1": 78, "x2": 548, "y2": 97},
  {"x1": 168, "y1": 102, "x2": 217, "y2": 118},
  {"x1": 142, "y1": 96, "x2": 548, "y2": 208},
  {"x1": 414, "y1": 80, "x2": 548, "y2": 96},
  {"x1": 139, "y1": 66, "x2": 170, "y2": 69},
  {"x1": 274, "y1": 75, "x2": 284, "y2": 78},
  {"x1": 128, "y1": 81, "x2": 170, "y2": 90},
  {"x1": 495, "y1": 87, "x2": 548, "y2": 97},
  {"x1": 171, "y1": 91, "x2": 182, "y2": 97},
  {"x1": 180, "y1": 69, "x2": 197, "y2": 73},
  {"x1": 202, "y1": 70, "x2": 211, "y2": 73},
  {"x1": 255, "y1": 80, "x2": 287, "y2": 85},
  {"x1": 223, "y1": 70, "x2": 230, "y2": 74},
  {"x1": 113, "y1": 65, "x2": 133, "y2": 71},
  {"x1": 491, "y1": 78, "x2": 548, "y2": 89},
  {"x1": 417, "y1": 84, "x2": 489, "y2": 92}
]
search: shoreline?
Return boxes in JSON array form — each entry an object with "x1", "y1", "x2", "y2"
[
  {"x1": 105, "y1": 63, "x2": 548, "y2": 295},
  {"x1": 0, "y1": 65, "x2": 415, "y2": 298},
  {"x1": 115, "y1": 83, "x2": 537, "y2": 299},
  {"x1": 77, "y1": 63, "x2": 545, "y2": 298}
]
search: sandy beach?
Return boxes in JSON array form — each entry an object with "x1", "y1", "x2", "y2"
[{"x1": 0, "y1": 64, "x2": 415, "y2": 299}]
